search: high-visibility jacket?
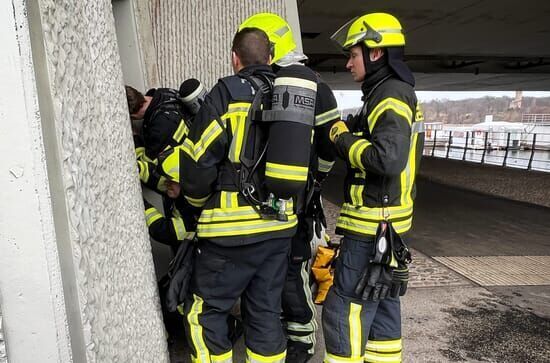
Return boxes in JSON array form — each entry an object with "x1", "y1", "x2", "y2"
[
  {"x1": 333, "y1": 66, "x2": 425, "y2": 239},
  {"x1": 143, "y1": 197, "x2": 199, "y2": 248},
  {"x1": 180, "y1": 65, "x2": 339, "y2": 246}
]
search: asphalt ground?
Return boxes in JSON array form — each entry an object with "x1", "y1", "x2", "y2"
[{"x1": 169, "y1": 161, "x2": 550, "y2": 362}]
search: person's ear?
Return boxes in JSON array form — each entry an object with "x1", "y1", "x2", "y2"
[
  {"x1": 370, "y1": 48, "x2": 384, "y2": 62},
  {"x1": 231, "y1": 51, "x2": 239, "y2": 68}
]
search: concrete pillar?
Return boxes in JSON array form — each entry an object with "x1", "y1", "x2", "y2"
[{"x1": 0, "y1": 0, "x2": 167, "y2": 361}]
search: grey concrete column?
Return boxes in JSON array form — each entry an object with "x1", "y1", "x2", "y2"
[{"x1": 1, "y1": 0, "x2": 168, "y2": 361}]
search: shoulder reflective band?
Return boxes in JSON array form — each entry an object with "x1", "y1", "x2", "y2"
[{"x1": 274, "y1": 77, "x2": 317, "y2": 91}]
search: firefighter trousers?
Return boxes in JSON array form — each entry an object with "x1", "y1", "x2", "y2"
[
  {"x1": 282, "y1": 259, "x2": 317, "y2": 355},
  {"x1": 184, "y1": 237, "x2": 290, "y2": 363},
  {"x1": 322, "y1": 237, "x2": 402, "y2": 363}
]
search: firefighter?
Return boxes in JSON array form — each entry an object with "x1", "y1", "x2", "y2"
[
  {"x1": 143, "y1": 147, "x2": 199, "y2": 249},
  {"x1": 323, "y1": 13, "x2": 425, "y2": 363},
  {"x1": 179, "y1": 27, "x2": 316, "y2": 362},
  {"x1": 237, "y1": 13, "x2": 340, "y2": 363}
]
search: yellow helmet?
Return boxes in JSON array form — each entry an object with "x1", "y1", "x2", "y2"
[
  {"x1": 239, "y1": 12, "x2": 298, "y2": 65},
  {"x1": 331, "y1": 13, "x2": 405, "y2": 51},
  {"x1": 158, "y1": 147, "x2": 180, "y2": 183}
]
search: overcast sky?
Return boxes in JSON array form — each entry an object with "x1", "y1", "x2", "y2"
[{"x1": 335, "y1": 91, "x2": 550, "y2": 110}]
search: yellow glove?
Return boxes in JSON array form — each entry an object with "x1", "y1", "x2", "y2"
[{"x1": 329, "y1": 121, "x2": 349, "y2": 143}]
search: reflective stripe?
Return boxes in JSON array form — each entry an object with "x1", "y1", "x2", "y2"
[
  {"x1": 185, "y1": 194, "x2": 210, "y2": 208},
  {"x1": 200, "y1": 207, "x2": 261, "y2": 222},
  {"x1": 137, "y1": 160, "x2": 150, "y2": 182},
  {"x1": 400, "y1": 132, "x2": 418, "y2": 206},
  {"x1": 318, "y1": 157, "x2": 335, "y2": 173},
  {"x1": 336, "y1": 215, "x2": 412, "y2": 236},
  {"x1": 367, "y1": 98, "x2": 412, "y2": 132},
  {"x1": 145, "y1": 207, "x2": 162, "y2": 227},
  {"x1": 172, "y1": 217, "x2": 187, "y2": 240},
  {"x1": 366, "y1": 339, "x2": 402, "y2": 353},
  {"x1": 348, "y1": 139, "x2": 371, "y2": 170},
  {"x1": 265, "y1": 162, "x2": 308, "y2": 182},
  {"x1": 287, "y1": 321, "x2": 316, "y2": 333},
  {"x1": 274, "y1": 77, "x2": 317, "y2": 92},
  {"x1": 315, "y1": 108, "x2": 340, "y2": 126},
  {"x1": 200, "y1": 199, "x2": 294, "y2": 222},
  {"x1": 212, "y1": 350, "x2": 233, "y2": 363},
  {"x1": 135, "y1": 146, "x2": 145, "y2": 159},
  {"x1": 364, "y1": 350, "x2": 401, "y2": 363},
  {"x1": 194, "y1": 119, "x2": 224, "y2": 161},
  {"x1": 340, "y1": 203, "x2": 413, "y2": 220},
  {"x1": 227, "y1": 102, "x2": 252, "y2": 114},
  {"x1": 187, "y1": 294, "x2": 210, "y2": 362},
  {"x1": 173, "y1": 120, "x2": 189, "y2": 143},
  {"x1": 349, "y1": 302, "x2": 362, "y2": 358},
  {"x1": 197, "y1": 215, "x2": 298, "y2": 238},
  {"x1": 246, "y1": 348, "x2": 286, "y2": 363},
  {"x1": 350, "y1": 184, "x2": 364, "y2": 206},
  {"x1": 286, "y1": 261, "x2": 317, "y2": 353},
  {"x1": 324, "y1": 352, "x2": 363, "y2": 363},
  {"x1": 228, "y1": 114, "x2": 246, "y2": 162},
  {"x1": 181, "y1": 137, "x2": 195, "y2": 159}
]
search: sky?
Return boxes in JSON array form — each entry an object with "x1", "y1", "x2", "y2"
[{"x1": 335, "y1": 91, "x2": 550, "y2": 110}]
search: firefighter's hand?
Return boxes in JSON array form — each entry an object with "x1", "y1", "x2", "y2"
[
  {"x1": 329, "y1": 121, "x2": 349, "y2": 143},
  {"x1": 307, "y1": 185, "x2": 326, "y2": 239},
  {"x1": 390, "y1": 262, "x2": 409, "y2": 297}
]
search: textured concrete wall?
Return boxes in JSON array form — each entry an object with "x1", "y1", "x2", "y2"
[
  {"x1": 0, "y1": 309, "x2": 6, "y2": 363},
  {"x1": 419, "y1": 157, "x2": 550, "y2": 208},
  {"x1": 31, "y1": 0, "x2": 166, "y2": 361},
  {"x1": 148, "y1": 0, "x2": 287, "y2": 89},
  {"x1": 1, "y1": 1, "x2": 73, "y2": 361}
]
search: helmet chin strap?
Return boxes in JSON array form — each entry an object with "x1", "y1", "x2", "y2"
[{"x1": 361, "y1": 43, "x2": 387, "y2": 79}]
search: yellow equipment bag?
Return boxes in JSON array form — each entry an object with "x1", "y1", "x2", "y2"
[{"x1": 311, "y1": 245, "x2": 337, "y2": 304}]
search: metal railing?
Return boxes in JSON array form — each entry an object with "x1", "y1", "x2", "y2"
[{"x1": 423, "y1": 129, "x2": 550, "y2": 172}]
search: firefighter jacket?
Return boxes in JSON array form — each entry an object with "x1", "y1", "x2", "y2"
[
  {"x1": 180, "y1": 65, "x2": 338, "y2": 246},
  {"x1": 134, "y1": 134, "x2": 166, "y2": 193},
  {"x1": 333, "y1": 66, "x2": 425, "y2": 239},
  {"x1": 144, "y1": 196, "x2": 199, "y2": 248}
]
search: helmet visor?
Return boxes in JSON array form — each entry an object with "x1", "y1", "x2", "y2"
[
  {"x1": 275, "y1": 50, "x2": 308, "y2": 67},
  {"x1": 330, "y1": 17, "x2": 382, "y2": 50}
]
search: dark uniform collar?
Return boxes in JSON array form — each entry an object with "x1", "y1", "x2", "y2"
[
  {"x1": 238, "y1": 64, "x2": 274, "y2": 77},
  {"x1": 361, "y1": 65, "x2": 393, "y2": 100}
]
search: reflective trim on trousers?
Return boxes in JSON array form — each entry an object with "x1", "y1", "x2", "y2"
[
  {"x1": 349, "y1": 302, "x2": 362, "y2": 358},
  {"x1": 187, "y1": 294, "x2": 210, "y2": 362},
  {"x1": 246, "y1": 348, "x2": 286, "y2": 363},
  {"x1": 211, "y1": 350, "x2": 233, "y2": 363},
  {"x1": 287, "y1": 261, "x2": 317, "y2": 353},
  {"x1": 324, "y1": 352, "x2": 363, "y2": 363},
  {"x1": 364, "y1": 339, "x2": 402, "y2": 363}
]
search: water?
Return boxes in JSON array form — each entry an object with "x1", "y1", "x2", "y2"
[{"x1": 425, "y1": 147, "x2": 550, "y2": 172}]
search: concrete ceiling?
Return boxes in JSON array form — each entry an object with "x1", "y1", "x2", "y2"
[{"x1": 298, "y1": 0, "x2": 550, "y2": 90}]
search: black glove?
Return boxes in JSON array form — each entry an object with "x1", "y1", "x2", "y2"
[
  {"x1": 306, "y1": 183, "x2": 327, "y2": 239},
  {"x1": 390, "y1": 262, "x2": 409, "y2": 298},
  {"x1": 290, "y1": 220, "x2": 313, "y2": 263},
  {"x1": 354, "y1": 262, "x2": 393, "y2": 301}
]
